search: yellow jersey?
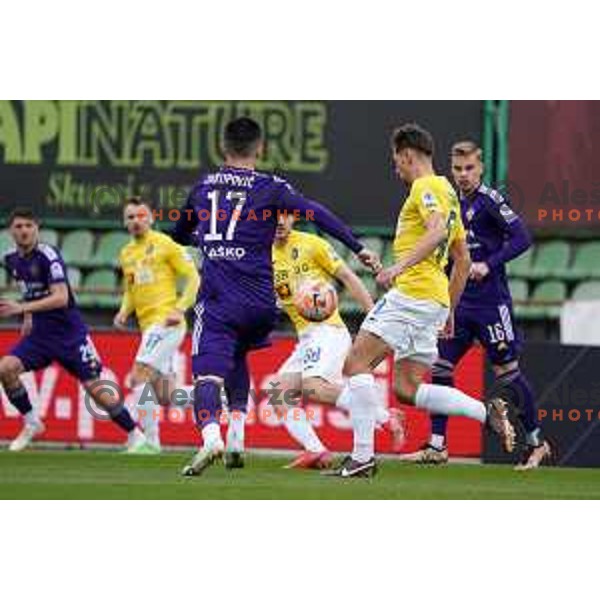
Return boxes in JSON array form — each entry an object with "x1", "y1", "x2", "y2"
[
  {"x1": 119, "y1": 230, "x2": 200, "y2": 331},
  {"x1": 273, "y1": 230, "x2": 345, "y2": 334},
  {"x1": 393, "y1": 175, "x2": 466, "y2": 307}
]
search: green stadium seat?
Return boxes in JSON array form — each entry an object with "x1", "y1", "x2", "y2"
[
  {"x1": 0, "y1": 229, "x2": 13, "y2": 256},
  {"x1": 529, "y1": 241, "x2": 570, "y2": 279},
  {"x1": 518, "y1": 280, "x2": 566, "y2": 320},
  {"x1": 67, "y1": 267, "x2": 82, "y2": 291},
  {"x1": 571, "y1": 281, "x2": 600, "y2": 301},
  {"x1": 508, "y1": 279, "x2": 528, "y2": 304},
  {"x1": 559, "y1": 242, "x2": 600, "y2": 280},
  {"x1": 78, "y1": 269, "x2": 119, "y2": 309},
  {"x1": 0, "y1": 267, "x2": 6, "y2": 290},
  {"x1": 383, "y1": 239, "x2": 395, "y2": 267},
  {"x1": 61, "y1": 230, "x2": 95, "y2": 267},
  {"x1": 39, "y1": 228, "x2": 59, "y2": 248},
  {"x1": 86, "y1": 231, "x2": 129, "y2": 267},
  {"x1": 506, "y1": 248, "x2": 534, "y2": 278},
  {"x1": 324, "y1": 236, "x2": 349, "y2": 262}
]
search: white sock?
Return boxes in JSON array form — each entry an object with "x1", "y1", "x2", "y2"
[
  {"x1": 226, "y1": 411, "x2": 247, "y2": 452},
  {"x1": 132, "y1": 384, "x2": 161, "y2": 447},
  {"x1": 336, "y1": 385, "x2": 351, "y2": 411},
  {"x1": 338, "y1": 383, "x2": 388, "y2": 425},
  {"x1": 430, "y1": 434, "x2": 446, "y2": 450},
  {"x1": 24, "y1": 409, "x2": 39, "y2": 426},
  {"x1": 348, "y1": 374, "x2": 379, "y2": 462},
  {"x1": 415, "y1": 384, "x2": 486, "y2": 423},
  {"x1": 284, "y1": 407, "x2": 326, "y2": 453},
  {"x1": 202, "y1": 422, "x2": 224, "y2": 449}
]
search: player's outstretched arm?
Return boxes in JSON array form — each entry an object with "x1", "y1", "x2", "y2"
[
  {"x1": 335, "y1": 264, "x2": 374, "y2": 313},
  {"x1": 278, "y1": 182, "x2": 381, "y2": 270},
  {"x1": 0, "y1": 283, "x2": 69, "y2": 318}
]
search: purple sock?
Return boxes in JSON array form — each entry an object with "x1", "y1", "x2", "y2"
[
  {"x1": 194, "y1": 379, "x2": 222, "y2": 428},
  {"x1": 107, "y1": 405, "x2": 136, "y2": 433},
  {"x1": 7, "y1": 386, "x2": 33, "y2": 416},
  {"x1": 495, "y1": 369, "x2": 540, "y2": 437},
  {"x1": 225, "y1": 355, "x2": 250, "y2": 414}
]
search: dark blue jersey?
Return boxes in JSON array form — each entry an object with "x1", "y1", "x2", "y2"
[
  {"x1": 460, "y1": 184, "x2": 531, "y2": 308},
  {"x1": 2, "y1": 243, "x2": 88, "y2": 340},
  {"x1": 171, "y1": 166, "x2": 363, "y2": 311}
]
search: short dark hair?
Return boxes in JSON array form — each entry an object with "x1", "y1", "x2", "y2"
[
  {"x1": 451, "y1": 140, "x2": 482, "y2": 161},
  {"x1": 8, "y1": 207, "x2": 39, "y2": 226},
  {"x1": 391, "y1": 123, "x2": 434, "y2": 158},
  {"x1": 223, "y1": 117, "x2": 263, "y2": 158}
]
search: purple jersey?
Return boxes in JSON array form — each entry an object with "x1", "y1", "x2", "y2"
[
  {"x1": 172, "y1": 166, "x2": 363, "y2": 311},
  {"x1": 2, "y1": 243, "x2": 88, "y2": 340},
  {"x1": 460, "y1": 184, "x2": 531, "y2": 308}
]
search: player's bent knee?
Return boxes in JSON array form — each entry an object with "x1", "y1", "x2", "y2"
[
  {"x1": 343, "y1": 353, "x2": 367, "y2": 378},
  {"x1": 394, "y1": 379, "x2": 417, "y2": 405},
  {"x1": 0, "y1": 355, "x2": 24, "y2": 383}
]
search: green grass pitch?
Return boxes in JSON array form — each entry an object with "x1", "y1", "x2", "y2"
[{"x1": 1, "y1": 450, "x2": 600, "y2": 499}]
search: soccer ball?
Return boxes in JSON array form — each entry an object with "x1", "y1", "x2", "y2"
[{"x1": 293, "y1": 279, "x2": 338, "y2": 322}]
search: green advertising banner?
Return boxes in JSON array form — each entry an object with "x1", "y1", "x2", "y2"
[{"x1": 0, "y1": 100, "x2": 482, "y2": 227}]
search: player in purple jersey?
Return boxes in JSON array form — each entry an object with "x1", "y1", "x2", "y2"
[
  {"x1": 403, "y1": 141, "x2": 552, "y2": 470},
  {"x1": 170, "y1": 117, "x2": 380, "y2": 476},
  {"x1": 0, "y1": 208, "x2": 151, "y2": 452}
]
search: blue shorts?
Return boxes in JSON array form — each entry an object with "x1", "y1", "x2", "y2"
[
  {"x1": 10, "y1": 333, "x2": 103, "y2": 382},
  {"x1": 438, "y1": 302, "x2": 522, "y2": 367},
  {"x1": 191, "y1": 300, "x2": 276, "y2": 379}
]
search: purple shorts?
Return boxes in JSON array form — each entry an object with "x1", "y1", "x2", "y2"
[
  {"x1": 10, "y1": 333, "x2": 103, "y2": 382},
  {"x1": 438, "y1": 302, "x2": 522, "y2": 367},
  {"x1": 191, "y1": 300, "x2": 276, "y2": 378}
]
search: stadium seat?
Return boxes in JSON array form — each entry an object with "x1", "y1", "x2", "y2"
[
  {"x1": 0, "y1": 229, "x2": 13, "y2": 256},
  {"x1": 67, "y1": 267, "x2": 82, "y2": 291},
  {"x1": 508, "y1": 278, "x2": 528, "y2": 304},
  {"x1": 518, "y1": 280, "x2": 566, "y2": 320},
  {"x1": 559, "y1": 241, "x2": 600, "y2": 280},
  {"x1": 78, "y1": 269, "x2": 120, "y2": 309},
  {"x1": 61, "y1": 229, "x2": 95, "y2": 267},
  {"x1": 0, "y1": 266, "x2": 6, "y2": 290},
  {"x1": 87, "y1": 231, "x2": 130, "y2": 267},
  {"x1": 39, "y1": 228, "x2": 59, "y2": 247},
  {"x1": 324, "y1": 236, "x2": 349, "y2": 262},
  {"x1": 506, "y1": 248, "x2": 534, "y2": 278},
  {"x1": 383, "y1": 239, "x2": 395, "y2": 267},
  {"x1": 528, "y1": 241, "x2": 570, "y2": 279},
  {"x1": 571, "y1": 281, "x2": 600, "y2": 301}
]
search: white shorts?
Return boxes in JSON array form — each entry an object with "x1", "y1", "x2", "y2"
[
  {"x1": 361, "y1": 289, "x2": 449, "y2": 366},
  {"x1": 135, "y1": 324, "x2": 186, "y2": 375},
  {"x1": 278, "y1": 324, "x2": 352, "y2": 385}
]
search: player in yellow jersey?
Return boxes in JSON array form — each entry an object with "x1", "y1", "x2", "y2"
[
  {"x1": 248, "y1": 215, "x2": 404, "y2": 470},
  {"x1": 114, "y1": 198, "x2": 200, "y2": 453},
  {"x1": 327, "y1": 123, "x2": 516, "y2": 478}
]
